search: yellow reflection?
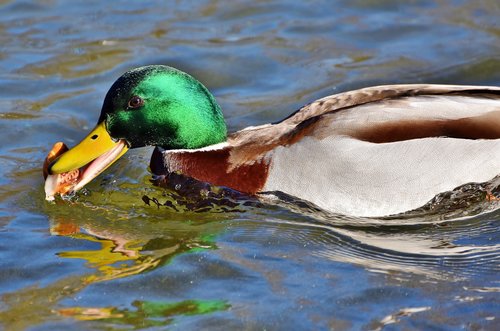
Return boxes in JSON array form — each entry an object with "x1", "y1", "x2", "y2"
[
  {"x1": 58, "y1": 307, "x2": 123, "y2": 321},
  {"x1": 57, "y1": 232, "x2": 162, "y2": 283},
  {"x1": 49, "y1": 216, "x2": 208, "y2": 283}
]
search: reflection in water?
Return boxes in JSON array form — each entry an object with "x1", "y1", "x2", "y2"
[
  {"x1": 258, "y1": 181, "x2": 500, "y2": 281},
  {"x1": 58, "y1": 299, "x2": 230, "y2": 328},
  {"x1": 1, "y1": 181, "x2": 499, "y2": 329},
  {"x1": 0, "y1": 275, "x2": 87, "y2": 331},
  {"x1": 314, "y1": 221, "x2": 499, "y2": 281},
  {"x1": 0, "y1": 212, "x2": 229, "y2": 329},
  {"x1": 370, "y1": 306, "x2": 432, "y2": 331},
  {"x1": 239, "y1": 212, "x2": 500, "y2": 282},
  {"x1": 49, "y1": 212, "x2": 224, "y2": 283}
]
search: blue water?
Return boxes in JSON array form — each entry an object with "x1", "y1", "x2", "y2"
[{"x1": 0, "y1": 1, "x2": 499, "y2": 330}]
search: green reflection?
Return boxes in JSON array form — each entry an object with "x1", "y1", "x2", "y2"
[{"x1": 58, "y1": 299, "x2": 230, "y2": 328}]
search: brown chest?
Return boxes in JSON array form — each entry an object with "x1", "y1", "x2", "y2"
[{"x1": 150, "y1": 147, "x2": 270, "y2": 194}]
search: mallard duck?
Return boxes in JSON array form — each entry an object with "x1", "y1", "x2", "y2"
[{"x1": 45, "y1": 65, "x2": 500, "y2": 217}]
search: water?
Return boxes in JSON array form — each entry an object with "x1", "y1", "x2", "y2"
[{"x1": 1, "y1": 0, "x2": 499, "y2": 330}]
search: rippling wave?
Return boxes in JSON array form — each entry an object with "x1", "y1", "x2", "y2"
[{"x1": 141, "y1": 173, "x2": 500, "y2": 283}]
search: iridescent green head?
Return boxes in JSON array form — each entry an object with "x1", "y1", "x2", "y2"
[
  {"x1": 100, "y1": 65, "x2": 227, "y2": 149},
  {"x1": 47, "y1": 65, "x2": 227, "y2": 188}
]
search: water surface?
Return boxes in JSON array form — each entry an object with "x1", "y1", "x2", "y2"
[{"x1": 1, "y1": 1, "x2": 499, "y2": 330}]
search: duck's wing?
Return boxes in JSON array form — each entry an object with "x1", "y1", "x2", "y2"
[
  {"x1": 229, "y1": 85, "x2": 500, "y2": 152},
  {"x1": 232, "y1": 84, "x2": 500, "y2": 217},
  {"x1": 280, "y1": 84, "x2": 500, "y2": 126}
]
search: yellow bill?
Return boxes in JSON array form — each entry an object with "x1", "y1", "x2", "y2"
[{"x1": 45, "y1": 121, "x2": 129, "y2": 199}]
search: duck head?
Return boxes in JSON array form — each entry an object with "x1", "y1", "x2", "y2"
[{"x1": 47, "y1": 65, "x2": 227, "y2": 191}]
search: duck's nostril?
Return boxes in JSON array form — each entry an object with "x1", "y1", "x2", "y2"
[{"x1": 91, "y1": 135, "x2": 98, "y2": 140}]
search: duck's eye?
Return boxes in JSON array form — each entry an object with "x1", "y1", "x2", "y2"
[{"x1": 127, "y1": 96, "x2": 144, "y2": 109}]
